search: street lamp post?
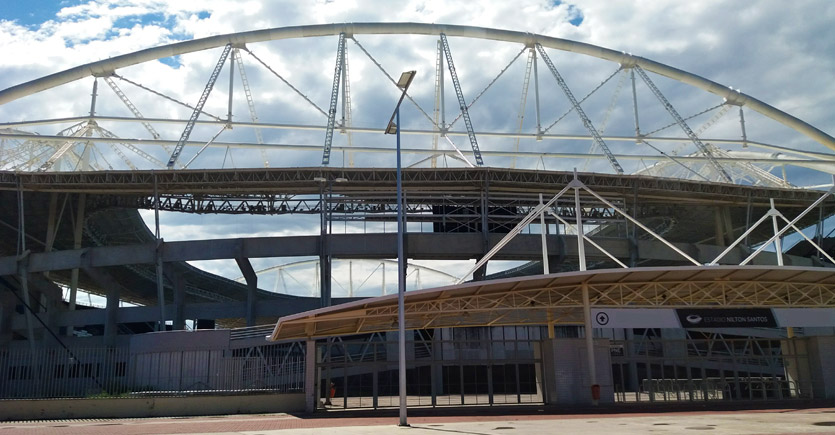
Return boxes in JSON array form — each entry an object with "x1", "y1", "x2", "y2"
[{"x1": 385, "y1": 70, "x2": 415, "y2": 427}]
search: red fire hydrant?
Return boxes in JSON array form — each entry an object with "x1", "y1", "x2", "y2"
[{"x1": 591, "y1": 384, "x2": 601, "y2": 402}]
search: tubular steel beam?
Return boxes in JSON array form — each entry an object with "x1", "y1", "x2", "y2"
[
  {"x1": 536, "y1": 44, "x2": 623, "y2": 174},
  {"x1": 440, "y1": 33, "x2": 483, "y2": 166},
  {"x1": 633, "y1": 65, "x2": 732, "y2": 182},
  {"x1": 166, "y1": 44, "x2": 232, "y2": 168},
  {"x1": 321, "y1": 33, "x2": 346, "y2": 166},
  {"x1": 1, "y1": 23, "x2": 832, "y2": 154}
]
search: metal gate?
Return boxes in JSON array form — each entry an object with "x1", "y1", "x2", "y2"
[
  {"x1": 315, "y1": 326, "x2": 544, "y2": 409},
  {"x1": 609, "y1": 330, "x2": 812, "y2": 403}
]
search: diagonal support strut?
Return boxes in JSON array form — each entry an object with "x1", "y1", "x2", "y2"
[
  {"x1": 167, "y1": 44, "x2": 233, "y2": 168},
  {"x1": 535, "y1": 44, "x2": 624, "y2": 174},
  {"x1": 440, "y1": 33, "x2": 484, "y2": 166}
]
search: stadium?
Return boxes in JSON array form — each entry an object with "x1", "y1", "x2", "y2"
[{"x1": 1, "y1": 23, "x2": 834, "y2": 416}]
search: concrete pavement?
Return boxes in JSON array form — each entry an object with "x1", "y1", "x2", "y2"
[{"x1": 2, "y1": 405, "x2": 835, "y2": 434}]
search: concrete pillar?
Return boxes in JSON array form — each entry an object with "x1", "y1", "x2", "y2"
[
  {"x1": 103, "y1": 284, "x2": 119, "y2": 347},
  {"x1": 319, "y1": 185, "x2": 331, "y2": 307},
  {"x1": 533, "y1": 340, "x2": 544, "y2": 402},
  {"x1": 67, "y1": 193, "x2": 86, "y2": 336},
  {"x1": 305, "y1": 339, "x2": 317, "y2": 413},
  {"x1": 172, "y1": 273, "x2": 186, "y2": 331},
  {"x1": 82, "y1": 267, "x2": 123, "y2": 347},
  {"x1": 548, "y1": 338, "x2": 614, "y2": 405},
  {"x1": 235, "y1": 257, "x2": 258, "y2": 327},
  {"x1": 714, "y1": 207, "x2": 726, "y2": 247},
  {"x1": 541, "y1": 338, "x2": 557, "y2": 404},
  {"x1": 18, "y1": 262, "x2": 37, "y2": 350},
  {"x1": 782, "y1": 336, "x2": 813, "y2": 398},
  {"x1": 582, "y1": 283, "x2": 598, "y2": 405}
]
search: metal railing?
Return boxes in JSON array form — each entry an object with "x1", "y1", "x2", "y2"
[{"x1": 0, "y1": 343, "x2": 304, "y2": 399}]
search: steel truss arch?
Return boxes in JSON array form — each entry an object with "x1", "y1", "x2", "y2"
[{"x1": 1, "y1": 22, "x2": 832, "y2": 153}]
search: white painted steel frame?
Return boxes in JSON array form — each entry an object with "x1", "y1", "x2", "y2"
[{"x1": 1, "y1": 23, "x2": 833, "y2": 153}]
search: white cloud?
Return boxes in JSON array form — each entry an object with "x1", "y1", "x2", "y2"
[{"x1": 3, "y1": 0, "x2": 835, "y2": 284}]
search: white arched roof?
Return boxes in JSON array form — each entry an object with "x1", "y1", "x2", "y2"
[{"x1": 1, "y1": 22, "x2": 834, "y2": 153}]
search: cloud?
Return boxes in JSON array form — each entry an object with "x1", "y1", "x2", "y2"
[{"x1": 3, "y1": 0, "x2": 835, "y2": 284}]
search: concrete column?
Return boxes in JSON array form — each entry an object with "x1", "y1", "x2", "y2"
[
  {"x1": 305, "y1": 339, "x2": 317, "y2": 413},
  {"x1": 582, "y1": 283, "x2": 598, "y2": 405},
  {"x1": 155, "y1": 241, "x2": 166, "y2": 331},
  {"x1": 533, "y1": 340, "x2": 544, "y2": 402},
  {"x1": 541, "y1": 338, "x2": 557, "y2": 404},
  {"x1": 235, "y1": 257, "x2": 258, "y2": 327},
  {"x1": 172, "y1": 273, "x2": 186, "y2": 331},
  {"x1": 82, "y1": 266, "x2": 123, "y2": 347},
  {"x1": 18, "y1": 261, "x2": 37, "y2": 350},
  {"x1": 624, "y1": 329, "x2": 640, "y2": 393},
  {"x1": 714, "y1": 207, "x2": 726, "y2": 247},
  {"x1": 319, "y1": 185, "x2": 331, "y2": 307},
  {"x1": 103, "y1": 283, "x2": 119, "y2": 347},
  {"x1": 67, "y1": 193, "x2": 86, "y2": 336}
]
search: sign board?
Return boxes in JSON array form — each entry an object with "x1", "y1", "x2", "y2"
[
  {"x1": 676, "y1": 308, "x2": 777, "y2": 328},
  {"x1": 591, "y1": 308, "x2": 835, "y2": 329}
]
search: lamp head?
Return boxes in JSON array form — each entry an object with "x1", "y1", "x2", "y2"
[{"x1": 396, "y1": 70, "x2": 416, "y2": 90}]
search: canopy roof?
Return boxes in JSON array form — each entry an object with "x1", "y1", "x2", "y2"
[{"x1": 268, "y1": 265, "x2": 835, "y2": 341}]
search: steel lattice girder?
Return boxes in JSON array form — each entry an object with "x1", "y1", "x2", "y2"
[
  {"x1": 0, "y1": 168, "x2": 825, "y2": 205},
  {"x1": 268, "y1": 265, "x2": 835, "y2": 340},
  {"x1": 1, "y1": 23, "x2": 833, "y2": 154}
]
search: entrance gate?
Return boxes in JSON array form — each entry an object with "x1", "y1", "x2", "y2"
[
  {"x1": 315, "y1": 327, "x2": 544, "y2": 409},
  {"x1": 609, "y1": 330, "x2": 813, "y2": 403}
]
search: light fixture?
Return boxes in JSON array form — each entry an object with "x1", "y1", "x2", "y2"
[{"x1": 396, "y1": 70, "x2": 416, "y2": 90}]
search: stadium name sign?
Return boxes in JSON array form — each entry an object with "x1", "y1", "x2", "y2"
[{"x1": 591, "y1": 308, "x2": 835, "y2": 329}]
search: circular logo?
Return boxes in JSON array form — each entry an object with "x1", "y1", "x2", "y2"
[
  {"x1": 686, "y1": 314, "x2": 703, "y2": 324},
  {"x1": 596, "y1": 312, "x2": 609, "y2": 326}
]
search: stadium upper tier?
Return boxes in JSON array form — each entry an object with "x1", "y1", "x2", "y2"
[
  {"x1": 0, "y1": 23, "x2": 832, "y2": 188},
  {"x1": 1, "y1": 24, "x2": 834, "y2": 319},
  {"x1": 0, "y1": 167, "x2": 832, "y2": 309}
]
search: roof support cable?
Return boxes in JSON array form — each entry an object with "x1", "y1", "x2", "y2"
[
  {"x1": 351, "y1": 37, "x2": 437, "y2": 127},
  {"x1": 112, "y1": 73, "x2": 224, "y2": 122},
  {"x1": 167, "y1": 43, "x2": 233, "y2": 168},
  {"x1": 535, "y1": 44, "x2": 623, "y2": 174},
  {"x1": 639, "y1": 138, "x2": 711, "y2": 182},
  {"x1": 583, "y1": 70, "x2": 627, "y2": 171},
  {"x1": 633, "y1": 65, "x2": 732, "y2": 182},
  {"x1": 37, "y1": 124, "x2": 95, "y2": 171},
  {"x1": 97, "y1": 126, "x2": 166, "y2": 167},
  {"x1": 102, "y1": 76, "x2": 165, "y2": 153},
  {"x1": 447, "y1": 46, "x2": 526, "y2": 128},
  {"x1": 542, "y1": 66, "x2": 623, "y2": 135},
  {"x1": 242, "y1": 48, "x2": 329, "y2": 118},
  {"x1": 642, "y1": 102, "x2": 727, "y2": 138}
]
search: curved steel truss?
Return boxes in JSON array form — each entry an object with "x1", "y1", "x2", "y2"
[
  {"x1": 0, "y1": 23, "x2": 833, "y2": 187},
  {"x1": 269, "y1": 265, "x2": 835, "y2": 340}
]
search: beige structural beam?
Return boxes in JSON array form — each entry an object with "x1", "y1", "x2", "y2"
[{"x1": 268, "y1": 265, "x2": 835, "y2": 341}]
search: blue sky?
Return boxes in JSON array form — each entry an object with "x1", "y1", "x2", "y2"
[{"x1": 0, "y1": 0, "x2": 74, "y2": 25}]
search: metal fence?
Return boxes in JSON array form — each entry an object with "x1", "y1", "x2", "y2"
[
  {"x1": 610, "y1": 336, "x2": 813, "y2": 403},
  {"x1": 0, "y1": 342, "x2": 305, "y2": 399}
]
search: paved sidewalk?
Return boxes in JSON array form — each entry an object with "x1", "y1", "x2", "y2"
[{"x1": 2, "y1": 405, "x2": 835, "y2": 434}]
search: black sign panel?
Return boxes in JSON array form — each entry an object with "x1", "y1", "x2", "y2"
[{"x1": 675, "y1": 308, "x2": 777, "y2": 328}]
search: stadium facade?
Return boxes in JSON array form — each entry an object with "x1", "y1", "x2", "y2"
[{"x1": 1, "y1": 23, "x2": 835, "y2": 415}]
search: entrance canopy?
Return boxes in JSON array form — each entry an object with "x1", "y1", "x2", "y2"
[{"x1": 268, "y1": 265, "x2": 835, "y2": 341}]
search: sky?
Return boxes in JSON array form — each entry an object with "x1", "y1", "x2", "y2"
[{"x1": 2, "y1": 0, "x2": 835, "y2": 296}]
